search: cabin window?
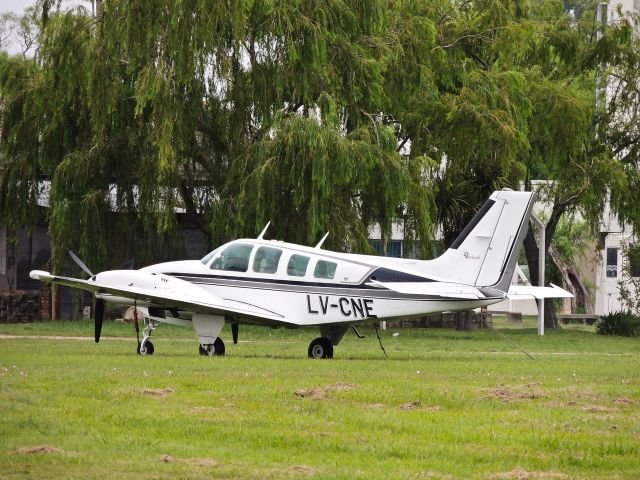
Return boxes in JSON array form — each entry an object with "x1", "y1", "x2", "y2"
[
  {"x1": 210, "y1": 243, "x2": 253, "y2": 272},
  {"x1": 287, "y1": 255, "x2": 310, "y2": 277},
  {"x1": 314, "y1": 260, "x2": 337, "y2": 280},
  {"x1": 252, "y1": 246, "x2": 282, "y2": 274},
  {"x1": 606, "y1": 247, "x2": 618, "y2": 278}
]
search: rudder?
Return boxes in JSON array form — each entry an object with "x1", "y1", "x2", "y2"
[{"x1": 427, "y1": 190, "x2": 535, "y2": 291}]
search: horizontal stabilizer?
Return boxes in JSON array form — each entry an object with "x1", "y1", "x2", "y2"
[
  {"x1": 507, "y1": 284, "x2": 573, "y2": 300},
  {"x1": 368, "y1": 280, "x2": 483, "y2": 299}
]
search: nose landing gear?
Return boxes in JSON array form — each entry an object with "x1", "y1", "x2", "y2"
[{"x1": 137, "y1": 317, "x2": 157, "y2": 355}]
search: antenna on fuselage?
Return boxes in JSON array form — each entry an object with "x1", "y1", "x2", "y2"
[
  {"x1": 314, "y1": 231, "x2": 329, "y2": 249},
  {"x1": 257, "y1": 221, "x2": 271, "y2": 240}
]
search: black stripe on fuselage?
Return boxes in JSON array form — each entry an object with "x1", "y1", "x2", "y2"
[
  {"x1": 164, "y1": 272, "x2": 501, "y2": 302},
  {"x1": 165, "y1": 266, "x2": 433, "y2": 289},
  {"x1": 166, "y1": 271, "x2": 373, "y2": 289}
]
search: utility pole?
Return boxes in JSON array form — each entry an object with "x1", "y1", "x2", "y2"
[{"x1": 531, "y1": 214, "x2": 546, "y2": 336}]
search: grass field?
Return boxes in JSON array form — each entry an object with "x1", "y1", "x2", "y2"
[{"x1": 0, "y1": 318, "x2": 638, "y2": 479}]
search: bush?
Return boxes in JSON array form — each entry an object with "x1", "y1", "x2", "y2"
[{"x1": 595, "y1": 311, "x2": 640, "y2": 337}]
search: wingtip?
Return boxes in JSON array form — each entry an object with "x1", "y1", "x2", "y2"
[{"x1": 29, "y1": 270, "x2": 52, "y2": 281}]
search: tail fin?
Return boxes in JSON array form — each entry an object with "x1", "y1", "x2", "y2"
[{"x1": 428, "y1": 190, "x2": 535, "y2": 291}]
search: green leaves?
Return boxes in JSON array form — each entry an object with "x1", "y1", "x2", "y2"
[{"x1": 0, "y1": 0, "x2": 638, "y2": 270}]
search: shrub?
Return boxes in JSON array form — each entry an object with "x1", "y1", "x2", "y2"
[{"x1": 596, "y1": 311, "x2": 640, "y2": 337}]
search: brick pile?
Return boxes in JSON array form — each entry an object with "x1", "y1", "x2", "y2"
[
  {"x1": 0, "y1": 291, "x2": 43, "y2": 323},
  {"x1": 385, "y1": 310, "x2": 493, "y2": 330}
]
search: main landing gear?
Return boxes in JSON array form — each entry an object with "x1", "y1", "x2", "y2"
[
  {"x1": 307, "y1": 326, "x2": 349, "y2": 359},
  {"x1": 199, "y1": 337, "x2": 225, "y2": 356},
  {"x1": 308, "y1": 337, "x2": 333, "y2": 359}
]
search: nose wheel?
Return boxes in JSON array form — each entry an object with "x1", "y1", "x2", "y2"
[
  {"x1": 137, "y1": 317, "x2": 157, "y2": 355},
  {"x1": 199, "y1": 337, "x2": 225, "y2": 356},
  {"x1": 137, "y1": 340, "x2": 154, "y2": 355},
  {"x1": 308, "y1": 337, "x2": 333, "y2": 359}
]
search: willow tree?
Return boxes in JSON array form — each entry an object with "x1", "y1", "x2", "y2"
[
  {"x1": 0, "y1": 0, "x2": 438, "y2": 272},
  {"x1": 1, "y1": 0, "x2": 639, "y2": 327},
  {"x1": 394, "y1": 0, "x2": 640, "y2": 326}
]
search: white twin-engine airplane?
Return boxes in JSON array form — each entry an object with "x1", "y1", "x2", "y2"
[{"x1": 30, "y1": 189, "x2": 570, "y2": 358}]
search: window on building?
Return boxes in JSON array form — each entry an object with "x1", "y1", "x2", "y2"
[
  {"x1": 210, "y1": 243, "x2": 253, "y2": 272},
  {"x1": 387, "y1": 240, "x2": 402, "y2": 258},
  {"x1": 252, "y1": 246, "x2": 282, "y2": 274},
  {"x1": 287, "y1": 254, "x2": 310, "y2": 277},
  {"x1": 370, "y1": 239, "x2": 382, "y2": 255},
  {"x1": 628, "y1": 244, "x2": 640, "y2": 278},
  {"x1": 314, "y1": 260, "x2": 337, "y2": 279},
  {"x1": 606, "y1": 247, "x2": 618, "y2": 278},
  {"x1": 369, "y1": 239, "x2": 403, "y2": 257}
]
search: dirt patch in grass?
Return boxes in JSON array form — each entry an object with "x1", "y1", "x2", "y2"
[
  {"x1": 490, "y1": 468, "x2": 568, "y2": 479},
  {"x1": 365, "y1": 403, "x2": 385, "y2": 409},
  {"x1": 482, "y1": 384, "x2": 543, "y2": 402},
  {"x1": 139, "y1": 388, "x2": 174, "y2": 397},
  {"x1": 398, "y1": 400, "x2": 443, "y2": 411},
  {"x1": 188, "y1": 406, "x2": 225, "y2": 414},
  {"x1": 189, "y1": 457, "x2": 218, "y2": 466},
  {"x1": 14, "y1": 445, "x2": 65, "y2": 455},
  {"x1": 288, "y1": 465, "x2": 315, "y2": 475},
  {"x1": 294, "y1": 382, "x2": 356, "y2": 400},
  {"x1": 159, "y1": 455, "x2": 218, "y2": 467},
  {"x1": 582, "y1": 405, "x2": 618, "y2": 413},
  {"x1": 613, "y1": 396, "x2": 634, "y2": 405},
  {"x1": 399, "y1": 400, "x2": 422, "y2": 410}
]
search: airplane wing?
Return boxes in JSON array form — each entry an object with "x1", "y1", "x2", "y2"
[
  {"x1": 367, "y1": 280, "x2": 484, "y2": 299},
  {"x1": 506, "y1": 284, "x2": 573, "y2": 300},
  {"x1": 29, "y1": 270, "x2": 289, "y2": 325}
]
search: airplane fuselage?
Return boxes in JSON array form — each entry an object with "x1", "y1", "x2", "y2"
[{"x1": 131, "y1": 238, "x2": 501, "y2": 327}]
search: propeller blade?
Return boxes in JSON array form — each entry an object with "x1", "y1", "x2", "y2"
[
  {"x1": 94, "y1": 298, "x2": 104, "y2": 343},
  {"x1": 68, "y1": 250, "x2": 94, "y2": 277},
  {"x1": 232, "y1": 323, "x2": 239, "y2": 344}
]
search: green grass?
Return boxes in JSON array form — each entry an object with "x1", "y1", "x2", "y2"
[{"x1": 1, "y1": 320, "x2": 639, "y2": 479}]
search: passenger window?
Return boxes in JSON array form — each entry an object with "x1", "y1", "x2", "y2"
[
  {"x1": 287, "y1": 255, "x2": 310, "y2": 277},
  {"x1": 314, "y1": 260, "x2": 337, "y2": 279},
  {"x1": 210, "y1": 243, "x2": 253, "y2": 272},
  {"x1": 252, "y1": 246, "x2": 282, "y2": 274}
]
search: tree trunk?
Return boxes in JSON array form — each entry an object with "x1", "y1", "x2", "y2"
[{"x1": 548, "y1": 244, "x2": 593, "y2": 314}]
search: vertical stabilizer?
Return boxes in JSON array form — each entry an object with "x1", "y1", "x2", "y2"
[{"x1": 427, "y1": 190, "x2": 535, "y2": 291}]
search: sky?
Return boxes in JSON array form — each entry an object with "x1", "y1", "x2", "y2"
[
  {"x1": 0, "y1": 0, "x2": 38, "y2": 15},
  {"x1": 1, "y1": 0, "x2": 86, "y2": 55}
]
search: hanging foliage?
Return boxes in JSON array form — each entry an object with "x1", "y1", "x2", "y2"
[{"x1": 0, "y1": 0, "x2": 638, "y2": 280}]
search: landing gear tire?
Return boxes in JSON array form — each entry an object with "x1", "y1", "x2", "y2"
[
  {"x1": 137, "y1": 340, "x2": 154, "y2": 355},
  {"x1": 199, "y1": 337, "x2": 225, "y2": 356},
  {"x1": 308, "y1": 337, "x2": 333, "y2": 359}
]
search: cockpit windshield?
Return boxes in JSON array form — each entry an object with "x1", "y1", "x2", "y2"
[{"x1": 200, "y1": 246, "x2": 221, "y2": 265}]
